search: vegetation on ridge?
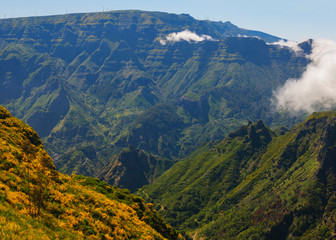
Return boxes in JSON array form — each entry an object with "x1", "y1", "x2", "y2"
[
  {"x1": 139, "y1": 112, "x2": 336, "y2": 239},
  {"x1": 0, "y1": 106, "x2": 182, "y2": 239}
]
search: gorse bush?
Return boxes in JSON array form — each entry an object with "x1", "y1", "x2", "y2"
[{"x1": 0, "y1": 106, "x2": 183, "y2": 239}]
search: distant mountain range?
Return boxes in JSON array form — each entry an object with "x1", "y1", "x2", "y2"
[{"x1": 0, "y1": 10, "x2": 309, "y2": 179}]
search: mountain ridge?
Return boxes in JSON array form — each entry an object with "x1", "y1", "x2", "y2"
[
  {"x1": 139, "y1": 111, "x2": 336, "y2": 239},
  {"x1": 0, "y1": 10, "x2": 280, "y2": 43}
]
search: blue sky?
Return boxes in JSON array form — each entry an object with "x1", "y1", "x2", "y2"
[{"x1": 1, "y1": 0, "x2": 335, "y2": 41}]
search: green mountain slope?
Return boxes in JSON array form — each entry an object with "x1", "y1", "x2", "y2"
[
  {"x1": 0, "y1": 10, "x2": 309, "y2": 176},
  {"x1": 0, "y1": 106, "x2": 182, "y2": 239},
  {"x1": 139, "y1": 112, "x2": 336, "y2": 239}
]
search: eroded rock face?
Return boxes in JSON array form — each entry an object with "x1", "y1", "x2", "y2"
[{"x1": 99, "y1": 145, "x2": 175, "y2": 192}]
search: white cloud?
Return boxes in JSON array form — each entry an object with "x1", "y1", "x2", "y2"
[
  {"x1": 273, "y1": 39, "x2": 336, "y2": 113},
  {"x1": 160, "y1": 30, "x2": 216, "y2": 45},
  {"x1": 269, "y1": 39, "x2": 303, "y2": 53},
  {"x1": 237, "y1": 34, "x2": 261, "y2": 40}
]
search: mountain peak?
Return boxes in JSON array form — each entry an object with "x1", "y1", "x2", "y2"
[
  {"x1": 99, "y1": 146, "x2": 175, "y2": 192},
  {"x1": 227, "y1": 119, "x2": 274, "y2": 148},
  {"x1": 0, "y1": 106, "x2": 12, "y2": 119}
]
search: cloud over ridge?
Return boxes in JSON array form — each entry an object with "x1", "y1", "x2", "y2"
[
  {"x1": 273, "y1": 39, "x2": 336, "y2": 113},
  {"x1": 269, "y1": 39, "x2": 303, "y2": 53},
  {"x1": 160, "y1": 30, "x2": 216, "y2": 45}
]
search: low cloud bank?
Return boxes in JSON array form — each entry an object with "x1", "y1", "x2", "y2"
[
  {"x1": 273, "y1": 39, "x2": 336, "y2": 113},
  {"x1": 269, "y1": 39, "x2": 303, "y2": 53},
  {"x1": 160, "y1": 30, "x2": 216, "y2": 45}
]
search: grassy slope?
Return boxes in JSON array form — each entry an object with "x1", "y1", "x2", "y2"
[
  {"x1": 139, "y1": 112, "x2": 336, "y2": 239},
  {"x1": 0, "y1": 106, "x2": 182, "y2": 239}
]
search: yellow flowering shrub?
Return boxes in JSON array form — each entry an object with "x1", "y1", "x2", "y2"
[{"x1": 0, "y1": 106, "x2": 182, "y2": 240}]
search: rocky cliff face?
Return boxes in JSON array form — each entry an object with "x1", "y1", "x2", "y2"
[{"x1": 99, "y1": 145, "x2": 175, "y2": 192}]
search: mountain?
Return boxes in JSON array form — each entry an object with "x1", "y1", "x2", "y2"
[
  {"x1": 0, "y1": 105, "x2": 182, "y2": 239},
  {"x1": 0, "y1": 10, "x2": 310, "y2": 176},
  {"x1": 99, "y1": 145, "x2": 176, "y2": 192},
  {"x1": 139, "y1": 112, "x2": 336, "y2": 239}
]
